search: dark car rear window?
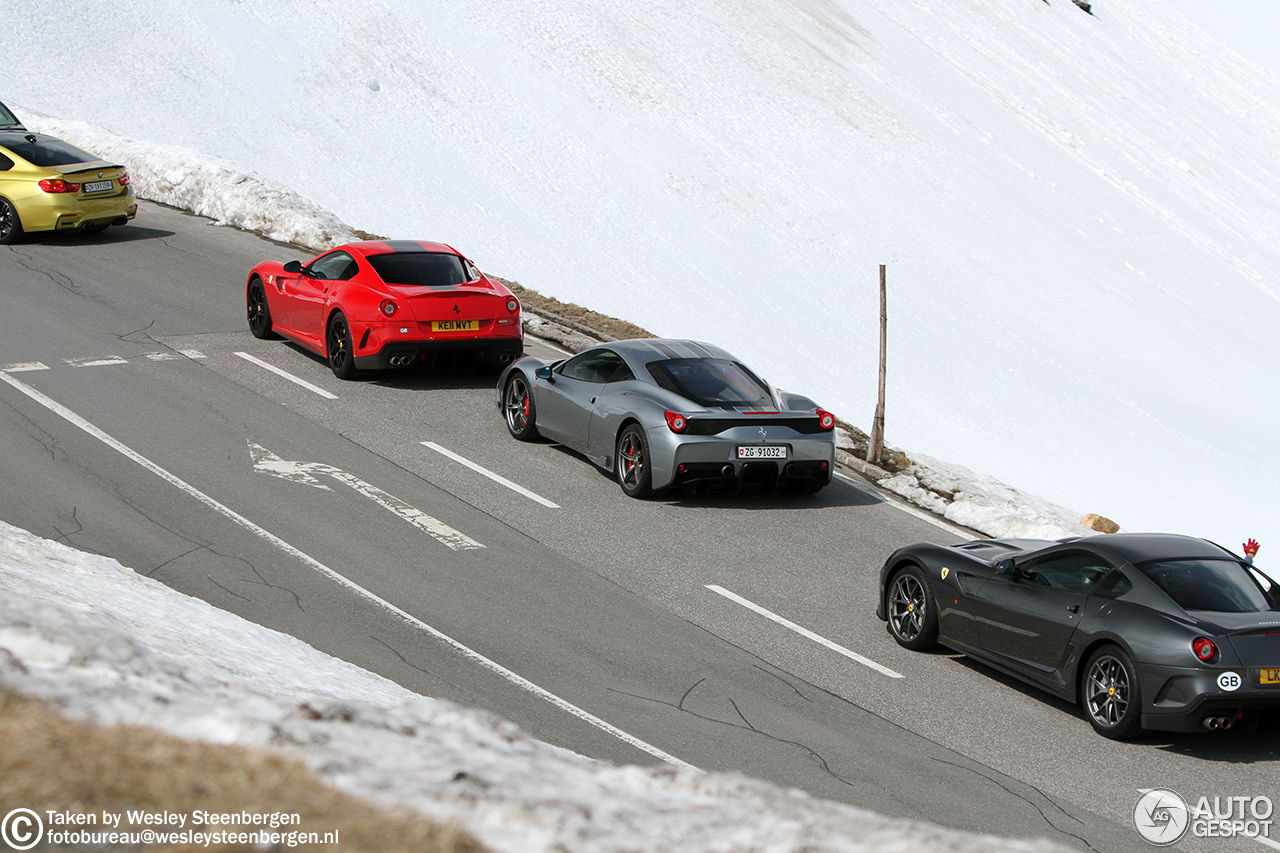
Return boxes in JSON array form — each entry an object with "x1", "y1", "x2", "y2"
[
  {"x1": 2, "y1": 135, "x2": 99, "y2": 167},
  {"x1": 366, "y1": 252, "x2": 470, "y2": 287},
  {"x1": 1138, "y1": 558, "x2": 1272, "y2": 612},
  {"x1": 647, "y1": 358, "x2": 773, "y2": 408}
]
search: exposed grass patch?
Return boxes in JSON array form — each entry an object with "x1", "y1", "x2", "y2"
[
  {"x1": 493, "y1": 277, "x2": 656, "y2": 342},
  {"x1": 0, "y1": 688, "x2": 487, "y2": 853}
]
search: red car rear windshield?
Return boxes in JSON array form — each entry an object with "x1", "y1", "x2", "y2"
[
  {"x1": 367, "y1": 252, "x2": 471, "y2": 287},
  {"x1": 3, "y1": 135, "x2": 98, "y2": 167}
]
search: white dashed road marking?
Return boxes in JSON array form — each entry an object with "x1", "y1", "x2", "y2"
[
  {"x1": 234, "y1": 351, "x2": 338, "y2": 399},
  {"x1": 65, "y1": 356, "x2": 129, "y2": 367},
  {"x1": 421, "y1": 441, "x2": 560, "y2": 508},
  {"x1": 706, "y1": 584, "x2": 904, "y2": 679}
]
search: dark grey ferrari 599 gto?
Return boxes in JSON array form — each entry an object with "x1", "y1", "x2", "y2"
[
  {"x1": 495, "y1": 339, "x2": 836, "y2": 497},
  {"x1": 877, "y1": 533, "x2": 1280, "y2": 738}
]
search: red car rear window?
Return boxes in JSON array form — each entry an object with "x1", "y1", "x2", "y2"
[{"x1": 367, "y1": 252, "x2": 470, "y2": 287}]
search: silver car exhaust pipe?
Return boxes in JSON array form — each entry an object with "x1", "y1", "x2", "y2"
[{"x1": 1201, "y1": 715, "x2": 1234, "y2": 731}]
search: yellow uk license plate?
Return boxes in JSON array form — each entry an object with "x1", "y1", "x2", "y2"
[
  {"x1": 432, "y1": 320, "x2": 479, "y2": 332},
  {"x1": 1261, "y1": 668, "x2": 1280, "y2": 685}
]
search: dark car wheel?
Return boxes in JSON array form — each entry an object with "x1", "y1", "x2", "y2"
[
  {"x1": 0, "y1": 198, "x2": 23, "y2": 244},
  {"x1": 1082, "y1": 644, "x2": 1144, "y2": 739},
  {"x1": 327, "y1": 311, "x2": 359, "y2": 380},
  {"x1": 503, "y1": 373, "x2": 540, "y2": 441},
  {"x1": 246, "y1": 277, "x2": 278, "y2": 340},
  {"x1": 616, "y1": 423, "x2": 654, "y2": 498},
  {"x1": 886, "y1": 565, "x2": 939, "y2": 650}
]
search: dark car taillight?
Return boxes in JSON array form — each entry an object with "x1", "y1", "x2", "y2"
[
  {"x1": 665, "y1": 411, "x2": 688, "y2": 433},
  {"x1": 816, "y1": 408, "x2": 836, "y2": 430},
  {"x1": 1193, "y1": 637, "x2": 1218, "y2": 663}
]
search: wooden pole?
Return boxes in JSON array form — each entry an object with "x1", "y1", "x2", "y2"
[{"x1": 870, "y1": 264, "x2": 887, "y2": 465}]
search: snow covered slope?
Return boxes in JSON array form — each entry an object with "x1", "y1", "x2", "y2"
[{"x1": 4, "y1": 0, "x2": 1277, "y2": 549}]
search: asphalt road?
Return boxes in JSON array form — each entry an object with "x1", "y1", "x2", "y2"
[{"x1": 1, "y1": 202, "x2": 1276, "y2": 853}]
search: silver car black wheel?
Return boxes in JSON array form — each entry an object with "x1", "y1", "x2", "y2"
[
  {"x1": 616, "y1": 424, "x2": 653, "y2": 498},
  {"x1": 504, "y1": 374, "x2": 539, "y2": 441}
]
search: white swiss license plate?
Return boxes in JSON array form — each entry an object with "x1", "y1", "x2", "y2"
[
  {"x1": 83, "y1": 180, "x2": 113, "y2": 193},
  {"x1": 737, "y1": 445, "x2": 787, "y2": 459}
]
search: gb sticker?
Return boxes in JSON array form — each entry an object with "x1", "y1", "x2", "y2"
[{"x1": 1217, "y1": 672, "x2": 1243, "y2": 692}]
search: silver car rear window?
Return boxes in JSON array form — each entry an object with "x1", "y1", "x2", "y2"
[{"x1": 647, "y1": 359, "x2": 773, "y2": 408}]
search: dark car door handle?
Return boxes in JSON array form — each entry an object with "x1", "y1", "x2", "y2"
[{"x1": 1067, "y1": 604, "x2": 1080, "y2": 614}]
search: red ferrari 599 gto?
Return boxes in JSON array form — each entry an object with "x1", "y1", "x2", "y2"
[{"x1": 245, "y1": 240, "x2": 523, "y2": 379}]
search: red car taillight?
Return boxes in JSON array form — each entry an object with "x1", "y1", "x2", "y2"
[
  {"x1": 506, "y1": 297, "x2": 519, "y2": 314},
  {"x1": 816, "y1": 408, "x2": 836, "y2": 430},
  {"x1": 1193, "y1": 638, "x2": 1218, "y2": 663},
  {"x1": 118, "y1": 172, "x2": 131, "y2": 186},
  {"x1": 665, "y1": 411, "x2": 688, "y2": 433},
  {"x1": 38, "y1": 178, "x2": 80, "y2": 193},
  {"x1": 379, "y1": 300, "x2": 398, "y2": 317}
]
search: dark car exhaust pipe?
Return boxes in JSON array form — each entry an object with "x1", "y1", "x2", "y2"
[
  {"x1": 721, "y1": 465, "x2": 735, "y2": 478},
  {"x1": 1201, "y1": 715, "x2": 1235, "y2": 731},
  {"x1": 498, "y1": 351, "x2": 517, "y2": 365},
  {"x1": 389, "y1": 355, "x2": 411, "y2": 367},
  {"x1": 784, "y1": 463, "x2": 797, "y2": 476}
]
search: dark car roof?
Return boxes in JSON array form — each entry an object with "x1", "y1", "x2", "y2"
[{"x1": 1079, "y1": 533, "x2": 1233, "y2": 564}]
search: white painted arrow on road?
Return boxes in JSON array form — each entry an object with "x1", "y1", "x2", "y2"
[{"x1": 249, "y1": 443, "x2": 484, "y2": 551}]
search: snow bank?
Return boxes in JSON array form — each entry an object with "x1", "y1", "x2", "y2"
[
  {"x1": 0, "y1": 520, "x2": 1070, "y2": 853},
  {"x1": 20, "y1": 110, "x2": 355, "y2": 252}
]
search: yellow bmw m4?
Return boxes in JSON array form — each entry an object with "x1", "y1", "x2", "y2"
[{"x1": 1, "y1": 101, "x2": 137, "y2": 244}]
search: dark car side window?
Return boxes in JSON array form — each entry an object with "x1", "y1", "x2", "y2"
[
  {"x1": 1017, "y1": 552, "x2": 1114, "y2": 593},
  {"x1": 0, "y1": 152, "x2": 12, "y2": 171},
  {"x1": 559, "y1": 350, "x2": 631, "y2": 383}
]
